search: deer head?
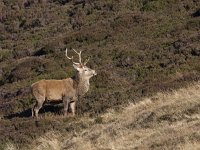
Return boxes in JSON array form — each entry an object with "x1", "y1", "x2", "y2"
[{"x1": 66, "y1": 48, "x2": 97, "y2": 79}]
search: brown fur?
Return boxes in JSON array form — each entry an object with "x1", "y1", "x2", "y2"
[
  {"x1": 32, "y1": 49, "x2": 97, "y2": 118},
  {"x1": 31, "y1": 64, "x2": 96, "y2": 118},
  {"x1": 31, "y1": 78, "x2": 78, "y2": 118},
  {"x1": 32, "y1": 79, "x2": 76, "y2": 101}
]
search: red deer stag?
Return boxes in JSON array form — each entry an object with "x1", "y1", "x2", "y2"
[{"x1": 31, "y1": 48, "x2": 97, "y2": 118}]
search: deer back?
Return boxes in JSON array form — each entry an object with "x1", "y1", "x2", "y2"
[{"x1": 31, "y1": 78, "x2": 77, "y2": 101}]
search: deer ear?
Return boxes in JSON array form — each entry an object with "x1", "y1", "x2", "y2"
[{"x1": 73, "y1": 64, "x2": 81, "y2": 71}]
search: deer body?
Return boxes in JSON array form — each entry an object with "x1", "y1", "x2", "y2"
[
  {"x1": 32, "y1": 79, "x2": 76, "y2": 101},
  {"x1": 32, "y1": 49, "x2": 96, "y2": 118}
]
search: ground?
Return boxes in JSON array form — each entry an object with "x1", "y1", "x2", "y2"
[
  {"x1": 2, "y1": 82, "x2": 200, "y2": 149},
  {"x1": 0, "y1": 0, "x2": 200, "y2": 149}
]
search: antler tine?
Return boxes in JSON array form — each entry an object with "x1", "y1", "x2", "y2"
[
  {"x1": 84, "y1": 57, "x2": 90, "y2": 65},
  {"x1": 65, "y1": 48, "x2": 79, "y2": 64},
  {"x1": 73, "y1": 49, "x2": 82, "y2": 64},
  {"x1": 65, "y1": 48, "x2": 73, "y2": 59}
]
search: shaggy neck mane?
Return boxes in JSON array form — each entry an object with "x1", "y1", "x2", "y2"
[{"x1": 73, "y1": 73, "x2": 90, "y2": 97}]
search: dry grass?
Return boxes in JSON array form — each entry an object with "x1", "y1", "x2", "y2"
[
  {"x1": 31, "y1": 132, "x2": 63, "y2": 150},
  {"x1": 6, "y1": 82, "x2": 200, "y2": 150},
  {"x1": 4, "y1": 143, "x2": 16, "y2": 150},
  {"x1": 77, "y1": 82, "x2": 200, "y2": 150}
]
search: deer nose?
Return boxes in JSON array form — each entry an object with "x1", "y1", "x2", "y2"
[{"x1": 93, "y1": 71, "x2": 97, "y2": 76}]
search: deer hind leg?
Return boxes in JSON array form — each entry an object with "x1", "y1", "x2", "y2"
[
  {"x1": 70, "y1": 101, "x2": 76, "y2": 117},
  {"x1": 32, "y1": 96, "x2": 45, "y2": 118},
  {"x1": 63, "y1": 97, "x2": 70, "y2": 117}
]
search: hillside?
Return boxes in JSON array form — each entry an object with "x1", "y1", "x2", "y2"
[
  {"x1": 0, "y1": 0, "x2": 200, "y2": 149},
  {"x1": 3, "y1": 82, "x2": 200, "y2": 150}
]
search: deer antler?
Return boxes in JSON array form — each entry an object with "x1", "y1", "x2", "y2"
[
  {"x1": 66, "y1": 48, "x2": 73, "y2": 59},
  {"x1": 84, "y1": 57, "x2": 90, "y2": 65},
  {"x1": 66, "y1": 48, "x2": 90, "y2": 66},
  {"x1": 72, "y1": 49, "x2": 82, "y2": 64},
  {"x1": 72, "y1": 49, "x2": 90, "y2": 66},
  {"x1": 65, "y1": 48, "x2": 79, "y2": 65}
]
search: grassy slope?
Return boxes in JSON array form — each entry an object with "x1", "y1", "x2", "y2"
[
  {"x1": 0, "y1": 0, "x2": 200, "y2": 149},
  {"x1": 3, "y1": 82, "x2": 200, "y2": 150}
]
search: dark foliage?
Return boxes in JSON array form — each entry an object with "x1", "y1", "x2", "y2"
[{"x1": 0, "y1": 0, "x2": 200, "y2": 148}]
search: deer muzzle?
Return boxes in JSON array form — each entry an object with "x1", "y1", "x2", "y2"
[{"x1": 93, "y1": 70, "x2": 97, "y2": 76}]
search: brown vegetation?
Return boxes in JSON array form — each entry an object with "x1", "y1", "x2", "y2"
[
  {"x1": 0, "y1": 0, "x2": 200, "y2": 149},
  {"x1": 3, "y1": 82, "x2": 200, "y2": 150}
]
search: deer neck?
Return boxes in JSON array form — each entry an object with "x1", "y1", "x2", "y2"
[{"x1": 74, "y1": 74, "x2": 90, "y2": 97}]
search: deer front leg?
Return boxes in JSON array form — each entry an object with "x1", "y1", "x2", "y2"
[
  {"x1": 63, "y1": 97, "x2": 70, "y2": 117},
  {"x1": 70, "y1": 102, "x2": 76, "y2": 117},
  {"x1": 70, "y1": 97, "x2": 77, "y2": 117}
]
